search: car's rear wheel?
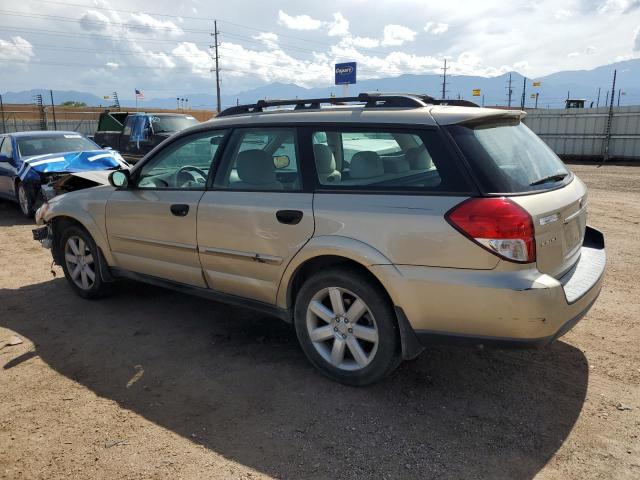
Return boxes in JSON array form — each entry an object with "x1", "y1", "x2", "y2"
[
  {"x1": 294, "y1": 268, "x2": 401, "y2": 385},
  {"x1": 16, "y1": 182, "x2": 35, "y2": 218},
  {"x1": 58, "y1": 225, "x2": 112, "y2": 299}
]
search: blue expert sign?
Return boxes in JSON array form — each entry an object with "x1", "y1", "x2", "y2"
[{"x1": 335, "y1": 62, "x2": 357, "y2": 85}]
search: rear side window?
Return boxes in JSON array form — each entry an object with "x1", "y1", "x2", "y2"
[
  {"x1": 310, "y1": 128, "x2": 470, "y2": 193},
  {"x1": 447, "y1": 121, "x2": 571, "y2": 193}
]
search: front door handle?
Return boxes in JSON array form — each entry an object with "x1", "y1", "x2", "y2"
[
  {"x1": 170, "y1": 204, "x2": 189, "y2": 217},
  {"x1": 276, "y1": 210, "x2": 303, "y2": 225}
]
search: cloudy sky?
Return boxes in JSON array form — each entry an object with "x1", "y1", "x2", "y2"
[{"x1": 0, "y1": 0, "x2": 639, "y2": 103}]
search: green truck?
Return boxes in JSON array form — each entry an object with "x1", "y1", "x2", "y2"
[{"x1": 93, "y1": 111, "x2": 199, "y2": 163}]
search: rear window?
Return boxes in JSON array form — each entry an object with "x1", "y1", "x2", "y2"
[
  {"x1": 447, "y1": 121, "x2": 571, "y2": 193},
  {"x1": 310, "y1": 128, "x2": 471, "y2": 193}
]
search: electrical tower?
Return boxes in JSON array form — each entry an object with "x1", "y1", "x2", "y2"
[
  {"x1": 112, "y1": 91, "x2": 121, "y2": 111},
  {"x1": 506, "y1": 73, "x2": 513, "y2": 107},
  {"x1": 441, "y1": 59, "x2": 448, "y2": 100},
  {"x1": 602, "y1": 69, "x2": 616, "y2": 162},
  {"x1": 211, "y1": 20, "x2": 222, "y2": 113},
  {"x1": 35, "y1": 94, "x2": 47, "y2": 130},
  {"x1": 520, "y1": 77, "x2": 526, "y2": 110}
]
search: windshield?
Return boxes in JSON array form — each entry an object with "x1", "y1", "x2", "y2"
[
  {"x1": 447, "y1": 121, "x2": 570, "y2": 193},
  {"x1": 17, "y1": 134, "x2": 99, "y2": 157},
  {"x1": 150, "y1": 115, "x2": 198, "y2": 133}
]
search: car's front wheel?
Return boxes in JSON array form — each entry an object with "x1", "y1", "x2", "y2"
[
  {"x1": 58, "y1": 224, "x2": 112, "y2": 299},
  {"x1": 294, "y1": 268, "x2": 401, "y2": 386},
  {"x1": 16, "y1": 182, "x2": 35, "y2": 218}
]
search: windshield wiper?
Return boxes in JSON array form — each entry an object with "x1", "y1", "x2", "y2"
[{"x1": 529, "y1": 172, "x2": 568, "y2": 186}]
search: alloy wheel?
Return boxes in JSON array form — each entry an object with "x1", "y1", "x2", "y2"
[
  {"x1": 64, "y1": 235, "x2": 96, "y2": 290},
  {"x1": 18, "y1": 185, "x2": 29, "y2": 216},
  {"x1": 305, "y1": 287, "x2": 379, "y2": 371}
]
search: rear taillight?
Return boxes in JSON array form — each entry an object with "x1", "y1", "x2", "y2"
[{"x1": 445, "y1": 197, "x2": 536, "y2": 263}]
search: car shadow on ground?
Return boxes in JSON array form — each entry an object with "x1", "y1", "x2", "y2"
[
  {"x1": 0, "y1": 278, "x2": 589, "y2": 480},
  {"x1": 0, "y1": 200, "x2": 34, "y2": 227}
]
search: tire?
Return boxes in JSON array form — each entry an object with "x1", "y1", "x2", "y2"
[
  {"x1": 57, "y1": 224, "x2": 112, "y2": 299},
  {"x1": 16, "y1": 182, "x2": 35, "y2": 218},
  {"x1": 294, "y1": 268, "x2": 401, "y2": 386}
]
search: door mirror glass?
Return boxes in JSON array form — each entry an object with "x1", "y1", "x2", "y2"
[
  {"x1": 109, "y1": 170, "x2": 129, "y2": 188},
  {"x1": 273, "y1": 155, "x2": 290, "y2": 169}
]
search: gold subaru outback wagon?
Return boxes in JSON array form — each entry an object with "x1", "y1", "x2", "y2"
[{"x1": 34, "y1": 93, "x2": 606, "y2": 385}]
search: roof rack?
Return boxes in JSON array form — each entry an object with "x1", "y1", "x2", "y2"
[
  {"x1": 217, "y1": 93, "x2": 440, "y2": 117},
  {"x1": 217, "y1": 92, "x2": 479, "y2": 117}
]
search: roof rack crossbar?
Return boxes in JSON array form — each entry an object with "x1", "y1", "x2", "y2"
[{"x1": 217, "y1": 93, "x2": 437, "y2": 117}]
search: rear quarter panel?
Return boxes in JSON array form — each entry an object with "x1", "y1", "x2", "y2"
[{"x1": 312, "y1": 193, "x2": 500, "y2": 269}]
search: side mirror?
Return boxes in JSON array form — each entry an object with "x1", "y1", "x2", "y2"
[
  {"x1": 0, "y1": 154, "x2": 11, "y2": 163},
  {"x1": 273, "y1": 155, "x2": 290, "y2": 169},
  {"x1": 109, "y1": 170, "x2": 130, "y2": 188}
]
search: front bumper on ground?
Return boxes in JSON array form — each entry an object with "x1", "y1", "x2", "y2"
[{"x1": 373, "y1": 226, "x2": 606, "y2": 352}]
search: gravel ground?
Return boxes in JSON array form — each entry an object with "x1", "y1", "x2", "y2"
[{"x1": 0, "y1": 163, "x2": 638, "y2": 480}]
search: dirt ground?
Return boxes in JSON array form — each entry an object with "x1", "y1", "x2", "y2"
[{"x1": 0, "y1": 164, "x2": 638, "y2": 480}]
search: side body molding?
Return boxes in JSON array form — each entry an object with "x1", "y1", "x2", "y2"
[{"x1": 275, "y1": 234, "x2": 403, "y2": 309}]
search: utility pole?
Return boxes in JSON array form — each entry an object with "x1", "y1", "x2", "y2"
[
  {"x1": 617, "y1": 88, "x2": 621, "y2": 107},
  {"x1": 49, "y1": 90, "x2": 57, "y2": 131},
  {"x1": 602, "y1": 69, "x2": 617, "y2": 162},
  {"x1": 534, "y1": 92, "x2": 539, "y2": 109},
  {"x1": 441, "y1": 59, "x2": 448, "y2": 100},
  {"x1": 481, "y1": 94, "x2": 485, "y2": 107},
  {"x1": 0, "y1": 94, "x2": 5, "y2": 134},
  {"x1": 211, "y1": 20, "x2": 222, "y2": 114},
  {"x1": 596, "y1": 87, "x2": 601, "y2": 108},
  {"x1": 605, "y1": 90, "x2": 609, "y2": 106},
  {"x1": 520, "y1": 77, "x2": 526, "y2": 109}
]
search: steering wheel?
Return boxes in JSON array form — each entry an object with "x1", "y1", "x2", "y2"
[{"x1": 175, "y1": 165, "x2": 208, "y2": 187}]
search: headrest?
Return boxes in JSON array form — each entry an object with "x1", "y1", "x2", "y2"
[
  {"x1": 350, "y1": 151, "x2": 384, "y2": 179},
  {"x1": 236, "y1": 149, "x2": 276, "y2": 185},
  {"x1": 313, "y1": 144, "x2": 336, "y2": 173},
  {"x1": 406, "y1": 146, "x2": 432, "y2": 170}
]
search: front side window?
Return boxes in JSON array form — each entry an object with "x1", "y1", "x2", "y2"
[
  {"x1": 215, "y1": 128, "x2": 300, "y2": 191},
  {"x1": 136, "y1": 130, "x2": 227, "y2": 189},
  {"x1": 0, "y1": 137, "x2": 13, "y2": 157},
  {"x1": 310, "y1": 129, "x2": 463, "y2": 192}
]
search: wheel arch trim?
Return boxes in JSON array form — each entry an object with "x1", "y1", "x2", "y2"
[{"x1": 276, "y1": 235, "x2": 402, "y2": 310}]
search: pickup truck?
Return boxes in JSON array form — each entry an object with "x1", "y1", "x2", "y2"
[{"x1": 92, "y1": 111, "x2": 199, "y2": 163}]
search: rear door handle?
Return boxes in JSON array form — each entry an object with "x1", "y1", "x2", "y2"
[
  {"x1": 276, "y1": 210, "x2": 303, "y2": 225},
  {"x1": 170, "y1": 204, "x2": 189, "y2": 217}
]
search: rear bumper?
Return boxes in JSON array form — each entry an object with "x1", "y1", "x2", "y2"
[{"x1": 372, "y1": 226, "x2": 605, "y2": 353}]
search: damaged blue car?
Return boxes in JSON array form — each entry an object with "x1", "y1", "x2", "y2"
[{"x1": 0, "y1": 131, "x2": 129, "y2": 218}]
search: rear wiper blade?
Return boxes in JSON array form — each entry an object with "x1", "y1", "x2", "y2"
[{"x1": 529, "y1": 172, "x2": 568, "y2": 186}]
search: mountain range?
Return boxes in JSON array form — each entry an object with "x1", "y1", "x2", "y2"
[{"x1": 2, "y1": 58, "x2": 638, "y2": 110}]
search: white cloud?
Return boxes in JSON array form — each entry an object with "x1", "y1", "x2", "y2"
[
  {"x1": 568, "y1": 51, "x2": 580, "y2": 57},
  {"x1": 424, "y1": 22, "x2": 449, "y2": 35},
  {"x1": 634, "y1": 27, "x2": 640, "y2": 50},
  {"x1": 0, "y1": 36, "x2": 34, "y2": 63},
  {"x1": 327, "y1": 12, "x2": 350, "y2": 37},
  {"x1": 351, "y1": 36, "x2": 380, "y2": 48},
  {"x1": 277, "y1": 10, "x2": 323, "y2": 30},
  {"x1": 171, "y1": 42, "x2": 210, "y2": 75},
  {"x1": 253, "y1": 32, "x2": 279, "y2": 50},
  {"x1": 129, "y1": 13, "x2": 183, "y2": 38},
  {"x1": 381, "y1": 24, "x2": 417, "y2": 46},
  {"x1": 585, "y1": 45, "x2": 598, "y2": 54},
  {"x1": 105, "y1": 62, "x2": 119, "y2": 69},
  {"x1": 554, "y1": 9, "x2": 572, "y2": 20}
]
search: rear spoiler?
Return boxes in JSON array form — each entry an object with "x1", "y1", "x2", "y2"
[{"x1": 430, "y1": 108, "x2": 526, "y2": 126}]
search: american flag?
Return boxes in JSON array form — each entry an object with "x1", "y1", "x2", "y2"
[{"x1": 135, "y1": 89, "x2": 145, "y2": 99}]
